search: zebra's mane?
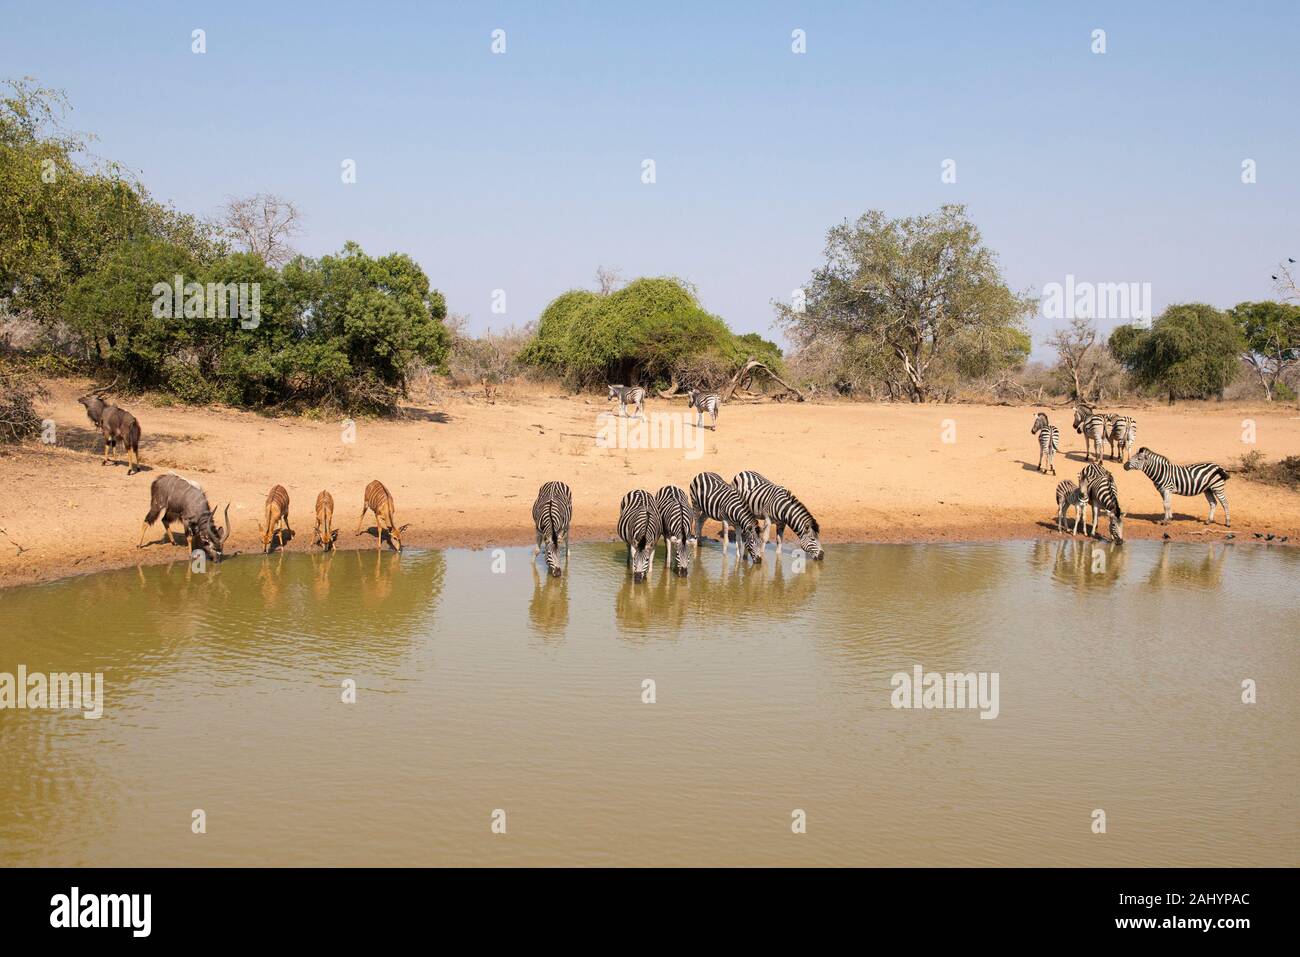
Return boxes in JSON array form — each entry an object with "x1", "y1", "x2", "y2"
[{"x1": 1135, "y1": 446, "x2": 1168, "y2": 464}]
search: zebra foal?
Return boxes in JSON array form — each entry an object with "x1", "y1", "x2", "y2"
[{"x1": 1055, "y1": 480, "x2": 1088, "y2": 534}]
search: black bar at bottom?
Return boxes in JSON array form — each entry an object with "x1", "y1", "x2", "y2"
[{"x1": 0, "y1": 867, "x2": 1279, "y2": 942}]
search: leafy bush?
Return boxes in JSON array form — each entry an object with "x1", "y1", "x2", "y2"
[
  {"x1": 520, "y1": 276, "x2": 778, "y2": 388},
  {"x1": 62, "y1": 240, "x2": 449, "y2": 413}
]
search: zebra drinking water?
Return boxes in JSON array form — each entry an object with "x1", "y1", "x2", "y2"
[
  {"x1": 1124, "y1": 447, "x2": 1231, "y2": 526},
  {"x1": 1088, "y1": 475, "x2": 1125, "y2": 543},
  {"x1": 731, "y1": 470, "x2": 824, "y2": 560},
  {"x1": 655, "y1": 485, "x2": 695, "y2": 576},
  {"x1": 1073, "y1": 404, "x2": 1106, "y2": 463},
  {"x1": 607, "y1": 384, "x2": 646, "y2": 420},
  {"x1": 1055, "y1": 479, "x2": 1088, "y2": 534},
  {"x1": 1077, "y1": 461, "x2": 1115, "y2": 534},
  {"x1": 1031, "y1": 412, "x2": 1060, "y2": 475},
  {"x1": 531, "y1": 480, "x2": 573, "y2": 577},
  {"x1": 686, "y1": 389, "x2": 720, "y2": 430},
  {"x1": 688, "y1": 471, "x2": 762, "y2": 562},
  {"x1": 618, "y1": 489, "x2": 661, "y2": 582}
]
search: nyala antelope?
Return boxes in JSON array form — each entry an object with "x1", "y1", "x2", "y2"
[
  {"x1": 313, "y1": 490, "x2": 336, "y2": 550},
  {"x1": 356, "y1": 480, "x2": 404, "y2": 551},
  {"x1": 78, "y1": 392, "x2": 142, "y2": 475},
  {"x1": 138, "y1": 474, "x2": 230, "y2": 561},
  {"x1": 259, "y1": 485, "x2": 292, "y2": 553}
]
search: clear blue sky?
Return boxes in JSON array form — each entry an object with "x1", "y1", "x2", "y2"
[{"x1": 3, "y1": 1, "x2": 1296, "y2": 357}]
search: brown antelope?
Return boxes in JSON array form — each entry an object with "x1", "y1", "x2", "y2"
[
  {"x1": 139, "y1": 474, "x2": 230, "y2": 560},
  {"x1": 259, "y1": 485, "x2": 292, "y2": 553},
  {"x1": 313, "y1": 490, "x2": 336, "y2": 550},
  {"x1": 78, "y1": 391, "x2": 142, "y2": 474},
  {"x1": 356, "y1": 480, "x2": 403, "y2": 551}
]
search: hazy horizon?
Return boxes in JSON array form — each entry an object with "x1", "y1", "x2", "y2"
[{"x1": 2, "y1": 0, "x2": 1296, "y2": 359}]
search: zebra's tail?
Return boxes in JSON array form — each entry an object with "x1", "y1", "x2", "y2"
[{"x1": 1215, "y1": 466, "x2": 1230, "y2": 484}]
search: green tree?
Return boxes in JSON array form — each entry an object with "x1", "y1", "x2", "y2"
[
  {"x1": 520, "y1": 276, "x2": 771, "y2": 388},
  {"x1": 776, "y1": 205, "x2": 1034, "y2": 401},
  {"x1": 0, "y1": 77, "x2": 219, "y2": 321},
  {"x1": 1109, "y1": 304, "x2": 1243, "y2": 402},
  {"x1": 1227, "y1": 300, "x2": 1300, "y2": 401},
  {"x1": 62, "y1": 237, "x2": 199, "y2": 387}
]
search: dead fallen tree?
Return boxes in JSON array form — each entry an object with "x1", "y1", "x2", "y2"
[{"x1": 658, "y1": 358, "x2": 806, "y2": 403}]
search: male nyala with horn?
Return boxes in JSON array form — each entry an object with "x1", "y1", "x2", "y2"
[
  {"x1": 138, "y1": 474, "x2": 230, "y2": 561},
  {"x1": 356, "y1": 480, "x2": 403, "y2": 551},
  {"x1": 313, "y1": 490, "x2": 336, "y2": 550},
  {"x1": 259, "y1": 485, "x2": 292, "y2": 553},
  {"x1": 78, "y1": 392, "x2": 142, "y2": 475}
]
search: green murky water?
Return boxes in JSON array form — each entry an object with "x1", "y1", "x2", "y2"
[{"x1": 0, "y1": 541, "x2": 1296, "y2": 866}]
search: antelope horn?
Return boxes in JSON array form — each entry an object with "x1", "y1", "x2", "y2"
[{"x1": 219, "y1": 503, "x2": 232, "y2": 543}]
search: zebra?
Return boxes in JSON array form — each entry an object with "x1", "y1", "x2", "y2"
[
  {"x1": 1077, "y1": 461, "x2": 1115, "y2": 534},
  {"x1": 531, "y1": 480, "x2": 572, "y2": 577},
  {"x1": 731, "y1": 470, "x2": 824, "y2": 560},
  {"x1": 655, "y1": 485, "x2": 695, "y2": 576},
  {"x1": 1055, "y1": 479, "x2": 1088, "y2": 534},
  {"x1": 617, "y1": 489, "x2": 661, "y2": 582},
  {"x1": 1031, "y1": 412, "x2": 1060, "y2": 475},
  {"x1": 1088, "y1": 475, "x2": 1125, "y2": 543},
  {"x1": 607, "y1": 384, "x2": 646, "y2": 420},
  {"x1": 1104, "y1": 414, "x2": 1138, "y2": 463},
  {"x1": 688, "y1": 471, "x2": 762, "y2": 562},
  {"x1": 1073, "y1": 404, "x2": 1105, "y2": 463},
  {"x1": 1124, "y1": 447, "x2": 1230, "y2": 527},
  {"x1": 686, "y1": 389, "x2": 720, "y2": 430}
]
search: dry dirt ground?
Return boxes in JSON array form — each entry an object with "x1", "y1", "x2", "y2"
[{"x1": 1, "y1": 379, "x2": 1297, "y2": 588}]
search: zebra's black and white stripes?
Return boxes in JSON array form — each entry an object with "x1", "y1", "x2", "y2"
[
  {"x1": 1055, "y1": 480, "x2": 1088, "y2": 534},
  {"x1": 655, "y1": 485, "x2": 694, "y2": 576},
  {"x1": 1104, "y1": 414, "x2": 1138, "y2": 463},
  {"x1": 618, "y1": 489, "x2": 661, "y2": 581},
  {"x1": 688, "y1": 471, "x2": 762, "y2": 562},
  {"x1": 1031, "y1": 412, "x2": 1060, "y2": 475},
  {"x1": 1124, "y1": 447, "x2": 1230, "y2": 526},
  {"x1": 731, "y1": 470, "x2": 824, "y2": 560},
  {"x1": 607, "y1": 384, "x2": 646, "y2": 419},
  {"x1": 1088, "y1": 474, "x2": 1125, "y2": 543},
  {"x1": 1073, "y1": 404, "x2": 1105, "y2": 463},
  {"x1": 687, "y1": 389, "x2": 720, "y2": 430},
  {"x1": 531, "y1": 480, "x2": 572, "y2": 577},
  {"x1": 1076, "y1": 462, "x2": 1121, "y2": 539}
]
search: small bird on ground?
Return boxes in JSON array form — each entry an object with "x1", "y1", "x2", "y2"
[
  {"x1": 1162, "y1": 533, "x2": 1171, "y2": 540},
  {"x1": 1266, "y1": 533, "x2": 1276, "y2": 541},
  {"x1": 1225, "y1": 533, "x2": 1235, "y2": 540},
  {"x1": 1254, "y1": 532, "x2": 1265, "y2": 539}
]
